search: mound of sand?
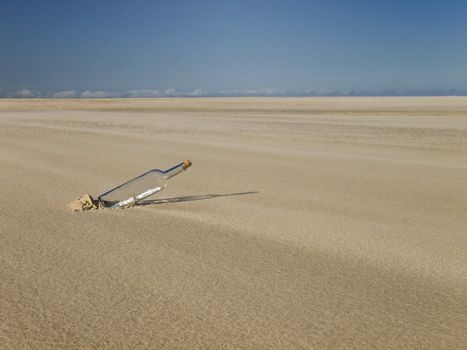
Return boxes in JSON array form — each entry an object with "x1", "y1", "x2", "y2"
[{"x1": 69, "y1": 194, "x2": 100, "y2": 211}]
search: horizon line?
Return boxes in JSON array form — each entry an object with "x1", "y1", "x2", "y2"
[{"x1": 1, "y1": 88, "x2": 467, "y2": 99}]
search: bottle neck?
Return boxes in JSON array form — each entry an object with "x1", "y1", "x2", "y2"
[{"x1": 163, "y1": 160, "x2": 191, "y2": 179}]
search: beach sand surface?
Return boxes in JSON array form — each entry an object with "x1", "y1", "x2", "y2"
[{"x1": 1, "y1": 97, "x2": 467, "y2": 349}]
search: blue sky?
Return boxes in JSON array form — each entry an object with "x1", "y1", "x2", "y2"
[{"x1": 1, "y1": 0, "x2": 466, "y2": 96}]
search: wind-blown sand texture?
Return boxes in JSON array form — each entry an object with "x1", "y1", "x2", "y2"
[{"x1": 1, "y1": 97, "x2": 466, "y2": 349}]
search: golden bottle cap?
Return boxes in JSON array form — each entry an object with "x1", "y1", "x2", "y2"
[{"x1": 182, "y1": 160, "x2": 192, "y2": 169}]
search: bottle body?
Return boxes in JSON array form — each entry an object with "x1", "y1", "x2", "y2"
[{"x1": 98, "y1": 160, "x2": 191, "y2": 208}]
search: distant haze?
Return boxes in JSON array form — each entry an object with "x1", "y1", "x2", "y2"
[{"x1": 1, "y1": 0, "x2": 466, "y2": 96}]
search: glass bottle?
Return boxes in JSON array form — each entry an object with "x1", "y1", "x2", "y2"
[{"x1": 98, "y1": 160, "x2": 192, "y2": 208}]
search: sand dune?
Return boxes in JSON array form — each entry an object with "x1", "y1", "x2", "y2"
[{"x1": 1, "y1": 97, "x2": 466, "y2": 349}]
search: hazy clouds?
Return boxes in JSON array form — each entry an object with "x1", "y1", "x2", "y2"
[{"x1": 1, "y1": 87, "x2": 466, "y2": 99}]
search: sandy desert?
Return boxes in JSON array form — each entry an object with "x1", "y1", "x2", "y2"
[{"x1": 1, "y1": 97, "x2": 466, "y2": 349}]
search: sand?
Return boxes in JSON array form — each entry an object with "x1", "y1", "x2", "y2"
[
  {"x1": 0, "y1": 97, "x2": 466, "y2": 349},
  {"x1": 69, "y1": 194, "x2": 100, "y2": 211}
]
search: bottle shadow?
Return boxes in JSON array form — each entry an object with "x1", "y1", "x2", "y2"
[{"x1": 137, "y1": 191, "x2": 259, "y2": 206}]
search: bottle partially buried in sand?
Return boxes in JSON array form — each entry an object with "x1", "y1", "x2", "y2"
[{"x1": 98, "y1": 160, "x2": 192, "y2": 208}]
